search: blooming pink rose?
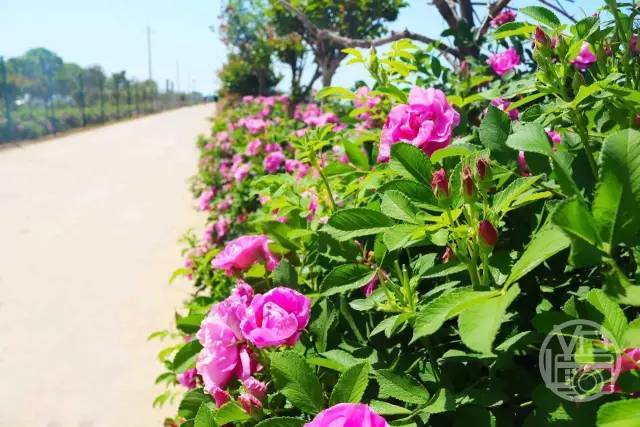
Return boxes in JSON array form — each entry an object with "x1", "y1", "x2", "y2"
[
  {"x1": 196, "y1": 317, "x2": 240, "y2": 394},
  {"x1": 264, "y1": 152, "x2": 285, "y2": 173},
  {"x1": 245, "y1": 118, "x2": 267, "y2": 134},
  {"x1": 242, "y1": 95, "x2": 254, "y2": 103},
  {"x1": 490, "y1": 98, "x2": 519, "y2": 120},
  {"x1": 487, "y1": 48, "x2": 520, "y2": 76},
  {"x1": 571, "y1": 42, "x2": 597, "y2": 71},
  {"x1": 198, "y1": 188, "x2": 216, "y2": 211},
  {"x1": 490, "y1": 9, "x2": 516, "y2": 28},
  {"x1": 212, "y1": 235, "x2": 279, "y2": 276},
  {"x1": 233, "y1": 163, "x2": 251, "y2": 182},
  {"x1": 305, "y1": 403, "x2": 389, "y2": 427},
  {"x1": 214, "y1": 216, "x2": 231, "y2": 239},
  {"x1": 246, "y1": 139, "x2": 263, "y2": 156},
  {"x1": 265, "y1": 143, "x2": 282, "y2": 153},
  {"x1": 379, "y1": 87, "x2": 460, "y2": 162},
  {"x1": 241, "y1": 287, "x2": 311, "y2": 348},
  {"x1": 217, "y1": 131, "x2": 230, "y2": 143}
]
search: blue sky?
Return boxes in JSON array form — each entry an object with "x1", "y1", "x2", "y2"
[{"x1": 1, "y1": 0, "x2": 599, "y2": 94}]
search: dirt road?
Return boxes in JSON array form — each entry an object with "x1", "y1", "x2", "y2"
[{"x1": 0, "y1": 104, "x2": 213, "y2": 426}]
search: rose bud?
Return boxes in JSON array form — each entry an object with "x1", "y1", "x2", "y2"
[
  {"x1": 442, "y1": 247, "x2": 454, "y2": 263},
  {"x1": 476, "y1": 157, "x2": 491, "y2": 181},
  {"x1": 431, "y1": 168, "x2": 450, "y2": 200},
  {"x1": 534, "y1": 27, "x2": 549, "y2": 47},
  {"x1": 462, "y1": 165, "x2": 474, "y2": 201},
  {"x1": 479, "y1": 220, "x2": 499, "y2": 247}
]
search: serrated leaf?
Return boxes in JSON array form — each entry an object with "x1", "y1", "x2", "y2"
[
  {"x1": 597, "y1": 399, "x2": 640, "y2": 426},
  {"x1": 214, "y1": 401, "x2": 251, "y2": 425},
  {"x1": 178, "y1": 388, "x2": 208, "y2": 419},
  {"x1": 585, "y1": 289, "x2": 628, "y2": 345},
  {"x1": 173, "y1": 340, "x2": 203, "y2": 374},
  {"x1": 520, "y1": 5, "x2": 561, "y2": 28},
  {"x1": 316, "y1": 86, "x2": 354, "y2": 100},
  {"x1": 375, "y1": 369, "x2": 429, "y2": 404},
  {"x1": 176, "y1": 313, "x2": 206, "y2": 334},
  {"x1": 330, "y1": 362, "x2": 371, "y2": 405},
  {"x1": 552, "y1": 197, "x2": 604, "y2": 267},
  {"x1": 379, "y1": 180, "x2": 437, "y2": 205},
  {"x1": 506, "y1": 123, "x2": 553, "y2": 156},
  {"x1": 369, "y1": 400, "x2": 412, "y2": 415},
  {"x1": 270, "y1": 350, "x2": 324, "y2": 414},
  {"x1": 593, "y1": 129, "x2": 640, "y2": 247},
  {"x1": 390, "y1": 143, "x2": 432, "y2": 185},
  {"x1": 458, "y1": 285, "x2": 520, "y2": 354},
  {"x1": 344, "y1": 140, "x2": 369, "y2": 169},
  {"x1": 320, "y1": 264, "x2": 376, "y2": 296},
  {"x1": 479, "y1": 105, "x2": 511, "y2": 159},
  {"x1": 492, "y1": 176, "x2": 541, "y2": 215},
  {"x1": 412, "y1": 288, "x2": 498, "y2": 342},
  {"x1": 194, "y1": 403, "x2": 217, "y2": 427},
  {"x1": 504, "y1": 222, "x2": 570, "y2": 286},
  {"x1": 381, "y1": 190, "x2": 418, "y2": 223},
  {"x1": 325, "y1": 208, "x2": 395, "y2": 241}
]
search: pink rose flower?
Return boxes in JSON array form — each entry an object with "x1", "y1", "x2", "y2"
[
  {"x1": 214, "y1": 216, "x2": 231, "y2": 239},
  {"x1": 265, "y1": 143, "x2": 282, "y2": 153},
  {"x1": 177, "y1": 368, "x2": 198, "y2": 389},
  {"x1": 233, "y1": 163, "x2": 251, "y2": 182},
  {"x1": 490, "y1": 98, "x2": 519, "y2": 120},
  {"x1": 571, "y1": 42, "x2": 597, "y2": 71},
  {"x1": 363, "y1": 275, "x2": 379, "y2": 297},
  {"x1": 379, "y1": 87, "x2": 460, "y2": 162},
  {"x1": 305, "y1": 403, "x2": 389, "y2": 427},
  {"x1": 246, "y1": 139, "x2": 263, "y2": 156},
  {"x1": 245, "y1": 118, "x2": 267, "y2": 134},
  {"x1": 490, "y1": 9, "x2": 516, "y2": 28},
  {"x1": 195, "y1": 316, "x2": 241, "y2": 394},
  {"x1": 241, "y1": 287, "x2": 311, "y2": 348},
  {"x1": 242, "y1": 376, "x2": 267, "y2": 399},
  {"x1": 604, "y1": 348, "x2": 640, "y2": 393},
  {"x1": 198, "y1": 188, "x2": 216, "y2": 211},
  {"x1": 264, "y1": 152, "x2": 285, "y2": 173},
  {"x1": 487, "y1": 48, "x2": 520, "y2": 76},
  {"x1": 211, "y1": 235, "x2": 279, "y2": 276}
]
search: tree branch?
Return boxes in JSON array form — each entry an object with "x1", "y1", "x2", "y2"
[
  {"x1": 474, "y1": 0, "x2": 511, "y2": 43},
  {"x1": 277, "y1": 0, "x2": 460, "y2": 57},
  {"x1": 431, "y1": 0, "x2": 460, "y2": 30}
]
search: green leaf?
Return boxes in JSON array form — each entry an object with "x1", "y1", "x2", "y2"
[
  {"x1": 330, "y1": 362, "x2": 371, "y2": 405},
  {"x1": 479, "y1": 105, "x2": 512, "y2": 159},
  {"x1": 412, "y1": 288, "x2": 499, "y2": 342},
  {"x1": 375, "y1": 369, "x2": 429, "y2": 404},
  {"x1": 493, "y1": 22, "x2": 537, "y2": 39},
  {"x1": 344, "y1": 140, "x2": 369, "y2": 169},
  {"x1": 593, "y1": 129, "x2": 640, "y2": 247},
  {"x1": 176, "y1": 313, "x2": 206, "y2": 334},
  {"x1": 504, "y1": 222, "x2": 570, "y2": 286},
  {"x1": 270, "y1": 350, "x2": 324, "y2": 414},
  {"x1": 320, "y1": 264, "x2": 376, "y2": 296},
  {"x1": 255, "y1": 418, "x2": 306, "y2": 427},
  {"x1": 194, "y1": 403, "x2": 217, "y2": 427},
  {"x1": 584, "y1": 289, "x2": 628, "y2": 345},
  {"x1": 570, "y1": 80, "x2": 609, "y2": 108},
  {"x1": 369, "y1": 399, "x2": 412, "y2": 415},
  {"x1": 430, "y1": 144, "x2": 473, "y2": 164},
  {"x1": 520, "y1": 5, "x2": 561, "y2": 28},
  {"x1": 506, "y1": 123, "x2": 553, "y2": 156},
  {"x1": 390, "y1": 142, "x2": 432, "y2": 185},
  {"x1": 214, "y1": 401, "x2": 251, "y2": 425},
  {"x1": 316, "y1": 86, "x2": 354, "y2": 100},
  {"x1": 623, "y1": 318, "x2": 640, "y2": 347},
  {"x1": 381, "y1": 190, "x2": 419, "y2": 223},
  {"x1": 271, "y1": 259, "x2": 298, "y2": 287},
  {"x1": 383, "y1": 224, "x2": 427, "y2": 251},
  {"x1": 326, "y1": 208, "x2": 395, "y2": 241},
  {"x1": 379, "y1": 180, "x2": 437, "y2": 205},
  {"x1": 552, "y1": 197, "x2": 604, "y2": 266},
  {"x1": 597, "y1": 399, "x2": 640, "y2": 426},
  {"x1": 458, "y1": 285, "x2": 520, "y2": 354},
  {"x1": 492, "y1": 176, "x2": 541, "y2": 215},
  {"x1": 178, "y1": 388, "x2": 208, "y2": 419},
  {"x1": 422, "y1": 388, "x2": 456, "y2": 414},
  {"x1": 173, "y1": 340, "x2": 203, "y2": 374}
]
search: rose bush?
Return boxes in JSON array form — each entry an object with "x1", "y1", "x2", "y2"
[{"x1": 152, "y1": 3, "x2": 640, "y2": 426}]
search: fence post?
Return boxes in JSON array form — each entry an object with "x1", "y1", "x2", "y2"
[
  {"x1": 0, "y1": 56, "x2": 13, "y2": 140},
  {"x1": 77, "y1": 71, "x2": 86, "y2": 127}
]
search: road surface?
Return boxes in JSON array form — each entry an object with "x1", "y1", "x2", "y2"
[{"x1": 0, "y1": 104, "x2": 213, "y2": 426}]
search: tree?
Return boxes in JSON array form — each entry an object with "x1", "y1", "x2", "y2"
[
  {"x1": 268, "y1": 0, "x2": 405, "y2": 86},
  {"x1": 84, "y1": 66, "x2": 107, "y2": 122},
  {"x1": 219, "y1": 0, "x2": 280, "y2": 95}
]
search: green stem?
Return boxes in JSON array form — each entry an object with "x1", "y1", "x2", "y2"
[
  {"x1": 315, "y1": 163, "x2": 337, "y2": 210},
  {"x1": 571, "y1": 109, "x2": 598, "y2": 179},
  {"x1": 466, "y1": 243, "x2": 482, "y2": 290}
]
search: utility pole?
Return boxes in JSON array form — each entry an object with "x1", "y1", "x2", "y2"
[{"x1": 147, "y1": 26, "x2": 153, "y2": 81}]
